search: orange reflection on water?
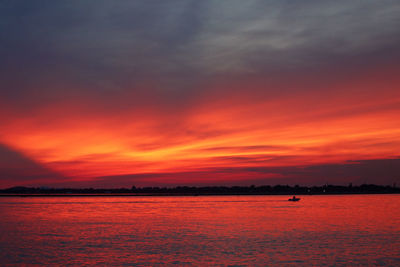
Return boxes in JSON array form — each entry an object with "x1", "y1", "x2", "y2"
[{"x1": 1, "y1": 195, "x2": 399, "y2": 265}]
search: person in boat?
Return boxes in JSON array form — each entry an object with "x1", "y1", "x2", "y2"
[{"x1": 289, "y1": 196, "x2": 300, "y2": 201}]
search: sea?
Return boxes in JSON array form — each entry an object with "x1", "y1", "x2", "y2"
[{"x1": 0, "y1": 195, "x2": 399, "y2": 266}]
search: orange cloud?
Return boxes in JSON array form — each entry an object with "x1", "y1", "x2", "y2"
[{"x1": 0, "y1": 63, "x2": 399, "y2": 186}]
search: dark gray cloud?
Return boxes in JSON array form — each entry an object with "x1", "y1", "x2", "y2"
[
  {"x1": 0, "y1": 143, "x2": 65, "y2": 188},
  {"x1": 45, "y1": 158, "x2": 400, "y2": 188},
  {"x1": 1, "y1": 0, "x2": 399, "y2": 107}
]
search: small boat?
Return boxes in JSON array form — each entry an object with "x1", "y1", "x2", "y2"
[{"x1": 288, "y1": 196, "x2": 300, "y2": 201}]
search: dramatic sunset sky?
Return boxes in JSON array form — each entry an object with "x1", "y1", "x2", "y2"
[{"x1": 1, "y1": 1, "x2": 399, "y2": 188}]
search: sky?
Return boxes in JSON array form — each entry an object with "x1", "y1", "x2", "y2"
[{"x1": 0, "y1": 0, "x2": 399, "y2": 188}]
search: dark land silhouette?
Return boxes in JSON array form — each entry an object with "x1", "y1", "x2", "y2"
[{"x1": 0, "y1": 184, "x2": 399, "y2": 196}]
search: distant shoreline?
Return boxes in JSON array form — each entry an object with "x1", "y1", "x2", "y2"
[{"x1": 1, "y1": 184, "x2": 398, "y2": 197}]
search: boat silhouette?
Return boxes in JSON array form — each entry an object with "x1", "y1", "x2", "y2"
[{"x1": 288, "y1": 196, "x2": 300, "y2": 201}]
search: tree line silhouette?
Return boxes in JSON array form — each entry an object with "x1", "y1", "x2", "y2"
[{"x1": 0, "y1": 183, "x2": 399, "y2": 196}]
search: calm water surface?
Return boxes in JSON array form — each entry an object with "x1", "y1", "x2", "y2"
[{"x1": 1, "y1": 195, "x2": 399, "y2": 266}]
